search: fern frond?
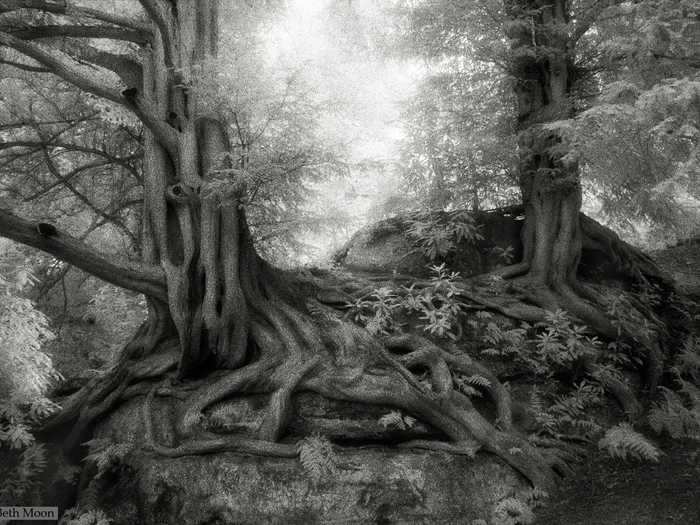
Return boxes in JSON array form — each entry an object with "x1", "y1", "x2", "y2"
[
  {"x1": 492, "y1": 496, "x2": 535, "y2": 525},
  {"x1": 83, "y1": 439, "x2": 134, "y2": 478},
  {"x1": 296, "y1": 434, "x2": 337, "y2": 485},
  {"x1": 648, "y1": 386, "x2": 700, "y2": 440},
  {"x1": 598, "y1": 423, "x2": 661, "y2": 462},
  {"x1": 378, "y1": 410, "x2": 415, "y2": 430},
  {"x1": 462, "y1": 374, "x2": 491, "y2": 388}
]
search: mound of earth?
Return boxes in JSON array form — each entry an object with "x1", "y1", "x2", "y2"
[{"x1": 333, "y1": 206, "x2": 639, "y2": 284}]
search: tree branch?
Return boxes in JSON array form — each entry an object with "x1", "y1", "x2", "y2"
[
  {"x1": 0, "y1": 208, "x2": 166, "y2": 300},
  {"x1": 0, "y1": 57, "x2": 48, "y2": 72},
  {"x1": 569, "y1": 0, "x2": 621, "y2": 47},
  {"x1": 6, "y1": 25, "x2": 150, "y2": 44},
  {"x1": 0, "y1": 139, "x2": 142, "y2": 182},
  {"x1": 0, "y1": 0, "x2": 152, "y2": 34},
  {"x1": 137, "y1": 0, "x2": 175, "y2": 68},
  {"x1": 0, "y1": 31, "x2": 178, "y2": 157}
]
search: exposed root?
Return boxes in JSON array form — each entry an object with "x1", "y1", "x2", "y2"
[
  {"x1": 39, "y1": 348, "x2": 179, "y2": 455},
  {"x1": 142, "y1": 386, "x2": 296, "y2": 458},
  {"x1": 258, "y1": 357, "x2": 321, "y2": 441},
  {"x1": 41, "y1": 208, "x2": 678, "y2": 493},
  {"x1": 178, "y1": 357, "x2": 280, "y2": 435},
  {"x1": 491, "y1": 261, "x2": 530, "y2": 279},
  {"x1": 383, "y1": 334, "x2": 513, "y2": 430},
  {"x1": 397, "y1": 439, "x2": 481, "y2": 457}
]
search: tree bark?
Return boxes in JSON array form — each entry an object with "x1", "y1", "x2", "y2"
[{"x1": 503, "y1": 0, "x2": 619, "y2": 334}]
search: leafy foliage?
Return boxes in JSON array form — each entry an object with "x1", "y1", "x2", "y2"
[
  {"x1": 598, "y1": 423, "x2": 662, "y2": 462},
  {"x1": 378, "y1": 410, "x2": 416, "y2": 430},
  {"x1": 87, "y1": 285, "x2": 147, "y2": 360},
  {"x1": 348, "y1": 264, "x2": 469, "y2": 340},
  {"x1": 406, "y1": 211, "x2": 484, "y2": 261},
  {"x1": 0, "y1": 252, "x2": 59, "y2": 402},
  {"x1": 83, "y1": 438, "x2": 134, "y2": 479},
  {"x1": 454, "y1": 374, "x2": 491, "y2": 398},
  {"x1": 0, "y1": 251, "x2": 59, "y2": 502},
  {"x1": 648, "y1": 338, "x2": 700, "y2": 440},
  {"x1": 492, "y1": 496, "x2": 536, "y2": 525},
  {"x1": 411, "y1": 264, "x2": 466, "y2": 340},
  {"x1": 60, "y1": 508, "x2": 112, "y2": 525},
  {"x1": 530, "y1": 382, "x2": 604, "y2": 439},
  {"x1": 348, "y1": 286, "x2": 400, "y2": 335},
  {"x1": 296, "y1": 434, "x2": 338, "y2": 485}
]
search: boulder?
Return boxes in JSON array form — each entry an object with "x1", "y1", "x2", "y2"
[
  {"x1": 77, "y1": 394, "x2": 529, "y2": 524},
  {"x1": 334, "y1": 208, "x2": 524, "y2": 278}
]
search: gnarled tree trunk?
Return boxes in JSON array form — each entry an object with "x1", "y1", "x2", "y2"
[{"x1": 501, "y1": 0, "x2": 619, "y2": 335}]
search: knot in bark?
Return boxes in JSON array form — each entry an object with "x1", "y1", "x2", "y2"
[{"x1": 166, "y1": 183, "x2": 198, "y2": 205}]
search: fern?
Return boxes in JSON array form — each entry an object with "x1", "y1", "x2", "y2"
[
  {"x1": 598, "y1": 423, "x2": 661, "y2": 462},
  {"x1": 378, "y1": 410, "x2": 416, "y2": 430},
  {"x1": 521, "y1": 487, "x2": 549, "y2": 510},
  {"x1": 61, "y1": 508, "x2": 112, "y2": 525},
  {"x1": 648, "y1": 386, "x2": 700, "y2": 440},
  {"x1": 454, "y1": 374, "x2": 491, "y2": 397},
  {"x1": 83, "y1": 439, "x2": 134, "y2": 478},
  {"x1": 405, "y1": 210, "x2": 484, "y2": 261},
  {"x1": 296, "y1": 434, "x2": 337, "y2": 485},
  {"x1": 492, "y1": 496, "x2": 536, "y2": 525}
]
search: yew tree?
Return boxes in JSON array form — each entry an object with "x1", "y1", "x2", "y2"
[{"x1": 0, "y1": 0, "x2": 684, "y2": 496}]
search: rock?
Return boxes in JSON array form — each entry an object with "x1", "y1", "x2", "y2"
[
  {"x1": 86, "y1": 444, "x2": 526, "y2": 525},
  {"x1": 334, "y1": 206, "x2": 652, "y2": 284},
  {"x1": 334, "y1": 208, "x2": 524, "y2": 278},
  {"x1": 78, "y1": 394, "x2": 529, "y2": 524}
]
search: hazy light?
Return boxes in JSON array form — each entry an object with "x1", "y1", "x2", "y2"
[{"x1": 258, "y1": 0, "x2": 426, "y2": 262}]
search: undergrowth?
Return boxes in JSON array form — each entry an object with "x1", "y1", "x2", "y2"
[{"x1": 351, "y1": 266, "x2": 699, "y2": 468}]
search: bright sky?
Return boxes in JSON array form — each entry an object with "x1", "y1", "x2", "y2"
[{"x1": 260, "y1": 0, "x2": 426, "y2": 261}]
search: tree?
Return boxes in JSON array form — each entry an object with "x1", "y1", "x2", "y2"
[
  {"x1": 0, "y1": 0, "x2": 685, "y2": 504},
  {"x1": 555, "y1": 0, "x2": 700, "y2": 246}
]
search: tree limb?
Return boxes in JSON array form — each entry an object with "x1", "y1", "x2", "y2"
[
  {"x1": 0, "y1": 30, "x2": 177, "y2": 157},
  {"x1": 0, "y1": 208, "x2": 166, "y2": 300},
  {"x1": 0, "y1": 57, "x2": 48, "y2": 72},
  {"x1": 137, "y1": 0, "x2": 175, "y2": 68},
  {"x1": 6, "y1": 25, "x2": 150, "y2": 45},
  {"x1": 0, "y1": 0, "x2": 152, "y2": 34}
]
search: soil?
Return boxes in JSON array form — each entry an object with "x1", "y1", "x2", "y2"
[{"x1": 535, "y1": 438, "x2": 700, "y2": 524}]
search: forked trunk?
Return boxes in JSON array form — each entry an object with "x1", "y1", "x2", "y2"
[{"x1": 137, "y1": 0, "x2": 254, "y2": 376}]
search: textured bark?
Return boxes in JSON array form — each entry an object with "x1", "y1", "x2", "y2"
[{"x1": 500, "y1": 0, "x2": 620, "y2": 336}]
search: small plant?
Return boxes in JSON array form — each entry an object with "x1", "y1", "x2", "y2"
[
  {"x1": 454, "y1": 374, "x2": 491, "y2": 398},
  {"x1": 531, "y1": 310, "x2": 600, "y2": 374},
  {"x1": 406, "y1": 210, "x2": 483, "y2": 261},
  {"x1": 492, "y1": 496, "x2": 535, "y2": 525},
  {"x1": 60, "y1": 508, "x2": 112, "y2": 525},
  {"x1": 648, "y1": 338, "x2": 700, "y2": 440},
  {"x1": 348, "y1": 286, "x2": 400, "y2": 335},
  {"x1": 491, "y1": 245, "x2": 515, "y2": 265},
  {"x1": 83, "y1": 438, "x2": 134, "y2": 479},
  {"x1": 348, "y1": 264, "x2": 468, "y2": 341},
  {"x1": 296, "y1": 434, "x2": 338, "y2": 485},
  {"x1": 379, "y1": 410, "x2": 416, "y2": 430},
  {"x1": 528, "y1": 382, "x2": 603, "y2": 439},
  {"x1": 411, "y1": 264, "x2": 465, "y2": 340},
  {"x1": 598, "y1": 422, "x2": 662, "y2": 462}
]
